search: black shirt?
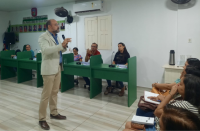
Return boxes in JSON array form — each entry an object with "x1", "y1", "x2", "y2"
[{"x1": 113, "y1": 51, "x2": 130, "y2": 64}]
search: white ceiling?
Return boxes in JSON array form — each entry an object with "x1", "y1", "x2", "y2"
[{"x1": 0, "y1": 0, "x2": 76, "y2": 12}]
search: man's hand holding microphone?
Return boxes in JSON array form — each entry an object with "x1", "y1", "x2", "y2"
[
  {"x1": 62, "y1": 34, "x2": 71, "y2": 48},
  {"x1": 62, "y1": 38, "x2": 71, "y2": 48}
]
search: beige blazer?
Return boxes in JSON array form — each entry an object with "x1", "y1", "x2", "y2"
[{"x1": 38, "y1": 31, "x2": 66, "y2": 75}]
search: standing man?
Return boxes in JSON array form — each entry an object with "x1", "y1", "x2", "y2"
[
  {"x1": 84, "y1": 43, "x2": 101, "y2": 91},
  {"x1": 38, "y1": 19, "x2": 71, "y2": 130}
]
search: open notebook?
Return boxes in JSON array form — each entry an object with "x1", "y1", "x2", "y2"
[
  {"x1": 144, "y1": 91, "x2": 160, "y2": 104},
  {"x1": 82, "y1": 62, "x2": 90, "y2": 66},
  {"x1": 132, "y1": 115, "x2": 154, "y2": 125},
  {"x1": 116, "y1": 64, "x2": 127, "y2": 69}
]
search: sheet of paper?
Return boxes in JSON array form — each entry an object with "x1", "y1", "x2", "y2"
[
  {"x1": 116, "y1": 64, "x2": 127, "y2": 69},
  {"x1": 144, "y1": 91, "x2": 160, "y2": 105},
  {"x1": 82, "y1": 62, "x2": 90, "y2": 66}
]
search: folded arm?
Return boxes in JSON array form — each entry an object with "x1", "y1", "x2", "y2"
[
  {"x1": 154, "y1": 85, "x2": 178, "y2": 118},
  {"x1": 153, "y1": 83, "x2": 177, "y2": 90}
]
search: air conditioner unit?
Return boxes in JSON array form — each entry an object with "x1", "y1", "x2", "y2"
[{"x1": 73, "y1": 0, "x2": 103, "y2": 14}]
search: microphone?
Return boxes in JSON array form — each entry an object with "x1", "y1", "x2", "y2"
[
  {"x1": 62, "y1": 34, "x2": 68, "y2": 48},
  {"x1": 109, "y1": 51, "x2": 115, "y2": 67},
  {"x1": 34, "y1": 49, "x2": 37, "y2": 54},
  {"x1": 10, "y1": 43, "x2": 12, "y2": 50},
  {"x1": 111, "y1": 51, "x2": 115, "y2": 64},
  {"x1": 62, "y1": 35, "x2": 65, "y2": 40}
]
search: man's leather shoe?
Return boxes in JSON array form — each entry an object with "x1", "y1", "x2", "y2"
[
  {"x1": 39, "y1": 121, "x2": 50, "y2": 130},
  {"x1": 50, "y1": 114, "x2": 66, "y2": 120}
]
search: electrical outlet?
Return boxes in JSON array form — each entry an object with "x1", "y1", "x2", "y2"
[{"x1": 188, "y1": 39, "x2": 192, "y2": 43}]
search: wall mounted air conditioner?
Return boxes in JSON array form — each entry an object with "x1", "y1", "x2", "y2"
[{"x1": 73, "y1": 0, "x2": 103, "y2": 14}]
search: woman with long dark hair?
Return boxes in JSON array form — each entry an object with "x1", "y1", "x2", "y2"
[
  {"x1": 125, "y1": 70, "x2": 200, "y2": 131},
  {"x1": 124, "y1": 105, "x2": 200, "y2": 131},
  {"x1": 151, "y1": 73, "x2": 200, "y2": 130},
  {"x1": 104, "y1": 42, "x2": 130, "y2": 96}
]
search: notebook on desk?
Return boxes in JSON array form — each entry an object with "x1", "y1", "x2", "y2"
[
  {"x1": 116, "y1": 64, "x2": 127, "y2": 69},
  {"x1": 82, "y1": 62, "x2": 90, "y2": 66},
  {"x1": 132, "y1": 115, "x2": 154, "y2": 125}
]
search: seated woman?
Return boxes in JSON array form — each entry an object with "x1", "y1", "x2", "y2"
[
  {"x1": 104, "y1": 42, "x2": 130, "y2": 96},
  {"x1": 73, "y1": 47, "x2": 82, "y2": 85},
  {"x1": 135, "y1": 65, "x2": 200, "y2": 118},
  {"x1": 124, "y1": 105, "x2": 200, "y2": 131},
  {"x1": 152, "y1": 73, "x2": 200, "y2": 130},
  {"x1": 73, "y1": 47, "x2": 82, "y2": 62},
  {"x1": 151, "y1": 58, "x2": 199, "y2": 95}
]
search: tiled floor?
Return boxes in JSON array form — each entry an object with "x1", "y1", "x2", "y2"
[{"x1": 0, "y1": 77, "x2": 150, "y2": 131}]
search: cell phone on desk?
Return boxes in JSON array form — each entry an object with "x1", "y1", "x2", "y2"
[
  {"x1": 109, "y1": 65, "x2": 115, "y2": 67},
  {"x1": 76, "y1": 62, "x2": 81, "y2": 65}
]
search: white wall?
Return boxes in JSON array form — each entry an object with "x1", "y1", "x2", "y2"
[
  {"x1": 9, "y1": 3, "x2": 77, "y2": 54},
  {"x1": 7, "y1": 0, "x2": 200, "y2": 88},
  {"x1": 0, "y1": 11, "x2": 10, "y2": 50},
  {"x1": 77, "y1": 0, "x2": 178, "y2": 88},
  {"x1": 177, "y1": 0, "x2": 200, "y2": 60}
]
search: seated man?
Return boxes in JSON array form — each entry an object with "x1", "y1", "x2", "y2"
[
  {"x1": 26, "y1": 44, "x2": 35, "y2": 58},
  {"x1": 11, "y1": 44, "x2": 35, "y2": 59},
  {"x1": 83, "y1": 43, "x2": 101, "y2": 91}
]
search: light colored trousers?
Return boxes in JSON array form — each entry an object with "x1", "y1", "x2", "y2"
[{"x1": 39, "y1": 66, "x2": 61, "y2": 121}]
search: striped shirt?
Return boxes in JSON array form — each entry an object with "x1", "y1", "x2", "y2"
[
  {"x1": 155, "y1": 100, "x2": 199, "y2": 130},
  {"x1": 170, "y1": 100, "x2": 199, "y2": 117}
]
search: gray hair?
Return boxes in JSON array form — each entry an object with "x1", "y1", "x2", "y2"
[{"x1": 26, "y1": 44, "x2": 31, "y2": 48}]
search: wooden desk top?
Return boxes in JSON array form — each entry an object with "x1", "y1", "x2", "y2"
[{"x1": 163, "y1": 64, "x2": 184, "y2": 70}]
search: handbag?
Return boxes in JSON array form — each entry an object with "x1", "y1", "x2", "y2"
[
  {"x1": 138, "y1": 96, "x2": 158, "y2": 111},
  {"x1": 151, "y1": 87, "x2": 170, "y2": 96}
]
